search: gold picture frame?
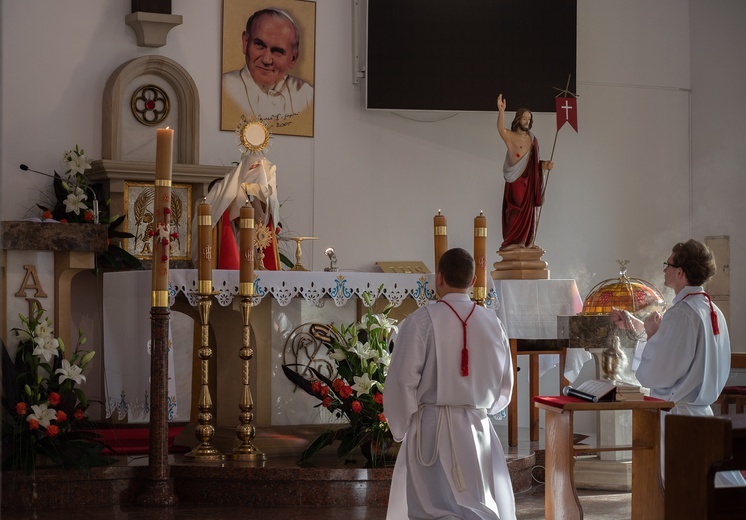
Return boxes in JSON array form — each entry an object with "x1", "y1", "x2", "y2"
[{"x1": 123, "y1": 181, "x2": 192, "y2": 261}]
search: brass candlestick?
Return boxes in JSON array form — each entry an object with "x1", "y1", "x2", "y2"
[
  {"x1": 185, "y1": 292, "x2": 223, "y2": 460},
  {"x1": 228, "y1": 286, "x2": 266, "y2": 463},
  {"x1": 287, "y1": 236, "x2": 318, "y2": 271}
]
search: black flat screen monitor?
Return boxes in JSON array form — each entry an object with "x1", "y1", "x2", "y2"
[{"x1": 365, "y1": 0, "x2": 577, "y2": 113}]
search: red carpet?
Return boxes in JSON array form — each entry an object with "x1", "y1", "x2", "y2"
[{"x1": 95, "y1": 424, "x2": 189, "y2": 455}]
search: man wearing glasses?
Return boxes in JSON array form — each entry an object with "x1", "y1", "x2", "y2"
[{"x1": 611, "y1": 239, "x2": 744, "y2": 487}]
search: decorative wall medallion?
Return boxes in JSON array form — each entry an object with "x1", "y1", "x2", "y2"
[
  {"x1": 131, "y1": 85, "x2": 170, "y2": 126},
  {"x1": 123, "y1": 181, "x2": 192, "y2": 260}
]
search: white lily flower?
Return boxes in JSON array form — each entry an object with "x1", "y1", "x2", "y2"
[
  {"x1": 34, "y1": 316, "x2": 54, "y2": 338},
  {"x1": 27, "y1": 403, "x2": 57, "y2": 428},
  {"x1": 375, "y1": 350, "x2": 392, "y2": 368},
  {"x1": 329, "y1": 348, "x2": 347, "y2": 361},
  {"x1": 63, "y1": 150, "x2": 91, "y2": 175},
  {"x1": 351, "y1": 373, "x2": 377, "y2": 395},
  {"x1": 63, "y1": 187, "x2": 88, "y2": 215},
  {"x1": 353, "y1": 341, "x2": 377, "y2": 361},
  {"x1": 33, "y1": 334, "x2": 60, "y2": 363},
  {"x1": 56, "y1": 358, "x2": 86, "y2": 385},
  {"x1": 371, "y1": 314, "x2": 398, "y2": 335}
]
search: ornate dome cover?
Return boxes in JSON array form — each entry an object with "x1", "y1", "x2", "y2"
[{"x1": 582, "y1": 260, "x2": 665, "y2": 316}]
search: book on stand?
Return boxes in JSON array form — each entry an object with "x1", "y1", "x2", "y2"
[{"x1": 563, "y1": 379, "x2": 646, "y2": 403}]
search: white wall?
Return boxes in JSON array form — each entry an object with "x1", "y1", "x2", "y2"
[{"x1": 2, "y1": 1, "x2": 745, "y2": 429}]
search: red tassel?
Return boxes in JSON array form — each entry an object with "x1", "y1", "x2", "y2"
[
  {"x1": 711, "y1": 310, "x2": 720, "y2": 335},
  {"x1": 461, "y1": 347, "x2": 469, "y2": 377}
]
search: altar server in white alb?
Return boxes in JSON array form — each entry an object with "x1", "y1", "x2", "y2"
[
  {"x1": 384, "y1": 248, "x2": 516, "y2": 519},
  {"x1": 612, "y1": 239, "x2": 745, "y2": 487}
]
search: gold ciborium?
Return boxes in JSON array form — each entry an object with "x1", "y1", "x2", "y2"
[{"x1": 283, "y1": 236, "x2": 318, "y2": 271}]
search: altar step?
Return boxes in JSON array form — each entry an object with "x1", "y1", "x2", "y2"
[{"x1": 2, "y1": 421, "x2": 539, "y2": 511}]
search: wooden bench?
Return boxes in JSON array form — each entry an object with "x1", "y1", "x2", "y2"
[
  {"x1": 716, "y1": 353, "x2": 746, "y2": 415},
  {"x1": 665, "y1": 414, "x2": 746, "y2": 519}
]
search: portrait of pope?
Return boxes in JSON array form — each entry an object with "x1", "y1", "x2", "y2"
[{"x1": 221, "y1": 0, "x2": 316, "y2": 137}]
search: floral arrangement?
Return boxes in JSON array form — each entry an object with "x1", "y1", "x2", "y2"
[
  {"x1": 1, "y1": 305, "x2": 115, "y2": 474},
  {"x1": 31, "y1": 145, "x2": 142, "y2": 270},
  {"x1": 282, "y1": 289, "x2": 397, "y2": 466}
]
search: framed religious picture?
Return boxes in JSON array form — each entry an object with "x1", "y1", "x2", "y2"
[
  {"x1": 221, "y1": 0, "x2": 316, "y2": 138},
  {"x1": 123, "y1": 181, "x2": 192, "y2": 261}
]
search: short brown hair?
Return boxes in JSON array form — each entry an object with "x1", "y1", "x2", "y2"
[
  {"x1": 437, "y1": 248, "x2": 474, "y2": 289},
  {"x1": 670, "y1": 239, "x2": 717, "y2": 286},
  {"x1": 511, "y1": 108, "x2": 533, "y2": 131}
]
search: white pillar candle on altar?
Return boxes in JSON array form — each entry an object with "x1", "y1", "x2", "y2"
[
  {"x1": 151, "y1": 127, "x2": 173, "y2": 307},
  {"x1": 434, "y1": 210, "x2": 447, "y2": 274},
  {"x1": 239, "y1": 203, "x2": 255, "y2": 296}
]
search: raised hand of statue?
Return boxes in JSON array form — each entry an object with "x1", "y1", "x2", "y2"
[{"x1": 497, "y1": 94, "x2": 506, "y2": 112}]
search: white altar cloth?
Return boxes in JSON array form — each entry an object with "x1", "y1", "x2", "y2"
[
  {"x1": 493, "y1": 279, "x2": 591, "y2": 381},
  {"x1": 169, "y1": 269, "x2": 440, "y2": 308}
]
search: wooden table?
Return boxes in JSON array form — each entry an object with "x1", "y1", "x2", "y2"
[
  {"x1": 533, "y1": 395, "x2": 674, "y2": 520},
  {"x1": 508, "y1": 339, "x2": 569, "y2": 447}
]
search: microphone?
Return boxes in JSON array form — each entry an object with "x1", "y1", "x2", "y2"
[
  {"x1": 20, "y1": 164, "x2": 99, "y2": 224},
  {"x1": 324, "y1": 247, "x2": 339, "y2": 272},
  {"x1": 562, "y1": 385, "x2": 599, "y2": 403}
]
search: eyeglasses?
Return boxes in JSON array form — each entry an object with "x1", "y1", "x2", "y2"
[{"x1": 663, "y1": 262, "x2": 680, "y2": 269}]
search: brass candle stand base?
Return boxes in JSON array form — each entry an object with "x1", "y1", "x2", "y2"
[
  {"x1": 184, "y1": 293, "x2": 224, "y2": 461},
  {"x1": 227, "y1": 296, "x2": 266, "y2": 463},
  {"x1": 473, "y1": 286, "x2": 487, "y2": 307},
  {"x1": 286, "y1": 236, "x2": 318, "y2": 271}
]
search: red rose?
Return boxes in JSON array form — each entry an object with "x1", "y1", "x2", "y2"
[
  {"x1": 28, "y1": 419, "x2": 40, "y2": 430},
  {"x1": 83, "y1": 210, "x2": 94, "y2": 222},
  {"x1": 351, "y1": 401, "x2": 362, "y2": 413},
  {"x1": 311, "y1": 381, "x2": 322, "y2": 394},
  {"x1": 378, "y1": 413, "x2": 386, "y2": 423},
  {"x1": 73, "y1": 408, "x2": 85, "y2": 420},
  {"x1": 322, "y1": 397, "x2": 332, "y2": 408},
  {"x1": 339, "y1": 386, "x2": 353, "y2": 399},
  {"x1": 49, "y1": 392, "x2": 62, "y2": 406},
  {"x1": 42, "y1": 210, "x2": 53, "y2": 220},
  {"x1": 46, "y1": 424, "x2": 60, "y2": 437},
  {"x1": 15, "y1": 402, "x2": 28, "y2": 415},
  {"x1": 332, "y1": 378, "x2": 345, "y2": 392},
  {"x1": 373, "y1": 393, "x2": 383, "y2": 405},
  {"x1": 56, "y1": 410, "x2": 67, "y2": 422},
  {"x1": 320, "y1": 385, "x2": 329, "y2": 397},
  {"x1": 60, "y1": 219, "x2": 68, "y2": 224}
]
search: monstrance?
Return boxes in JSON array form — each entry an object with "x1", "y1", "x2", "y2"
[{"x1": 237, "y1": 115, "x2": 270, "y2": 155}]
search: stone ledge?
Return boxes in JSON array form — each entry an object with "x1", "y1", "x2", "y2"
[{"x1": 1, "y1": 221, "x2": 108, "y2": 252}]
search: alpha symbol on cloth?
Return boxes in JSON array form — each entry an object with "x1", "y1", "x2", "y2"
[{"x1": 438, "y1": 300, "x2": 477, "y2": 376}]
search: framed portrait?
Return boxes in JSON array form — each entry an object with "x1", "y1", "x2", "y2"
[
  {"x1": 123, "y1": 181, "x2": 192, "y2": 261},
  {"x1": 221, "y1": 0, "x2": 316, "y2": 138}
]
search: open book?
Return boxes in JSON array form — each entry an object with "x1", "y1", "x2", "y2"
[{"x1": 563, "y1": 379, "x2": 646, "y2": 402}]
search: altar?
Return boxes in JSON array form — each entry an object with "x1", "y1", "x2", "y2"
[
  {"x1": 102, "y1": 270, "x2": 591, "y2": 456},
  {"x1": 102, "y1": 269, "x2": 445, "y2": 430}
]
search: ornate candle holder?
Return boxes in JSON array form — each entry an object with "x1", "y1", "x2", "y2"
[
  {"x1": 185, "y1": 285, "x2": 224, "y2": 460},
  {"x1": 228, "y1": 282, "x2": 266, "y2": 463}
]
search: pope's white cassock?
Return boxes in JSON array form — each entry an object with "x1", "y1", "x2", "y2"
[{"x1": 384, "y1": 292, "x2": 516, "y2": 520}]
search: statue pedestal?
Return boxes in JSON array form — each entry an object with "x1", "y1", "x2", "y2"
[{"x1": 492, "y1": 247, "x2": 549, "y2": 280}]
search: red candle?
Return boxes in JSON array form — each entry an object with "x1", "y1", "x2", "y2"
[
  {"x1": 239, "y1": 203, "x2": 255, "y2": 296},
  {"x1": 434, "y1": 210, "x2": 447, "y2": 274},
  {"x1": 151, "y1": 127, "x2": 173, "y2": 307},
  {"x1": 198, "y1": 200, "x2": 212, "y2": 295}
]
